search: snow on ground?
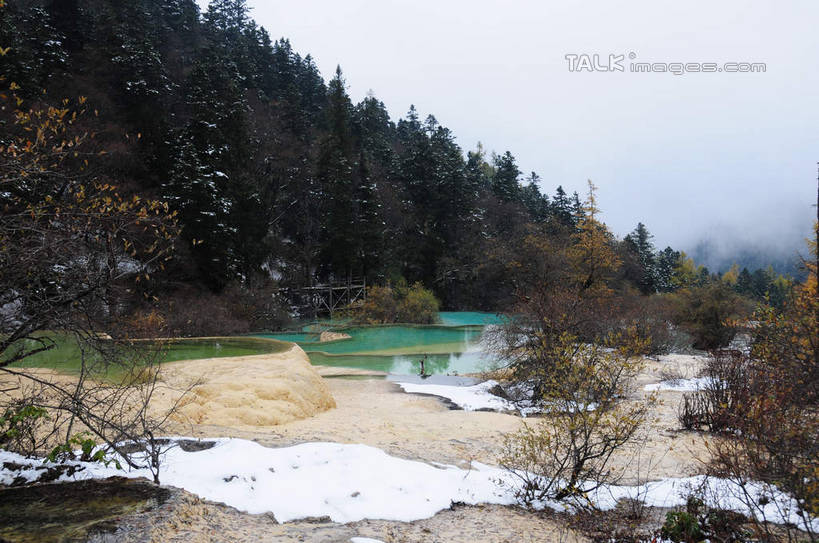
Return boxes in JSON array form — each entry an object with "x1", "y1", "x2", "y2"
[
  {"x1": 395, "y1": 380, "x2": 515, "y2": 412},
  {"x1": 1, "y1": 438, "x2": 816, "y2": 531},
  {"x1": 590, "y1": 475, "x2": 815, "y2": 530},
  {"x1": 394, "y1": 379, "x2": 593, "y2": 417},
  {"x1": 644, "y1": 377, "x2": 716, "y2": 392},
  {"x1": 0, "y1": 439, "x2": 516, "y2": 523}
]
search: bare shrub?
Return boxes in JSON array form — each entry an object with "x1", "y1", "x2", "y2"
[
  {"x1": 659, "y1": 364, "x2": 686, "y2": 384},
  {"x1": 1, "y1": 335, "x2": 193, "y2": 483},
  {"x1": 677, "y1": 392, "x2": 710, "y2": 431},
  {"x1": 0, "y1": 79, "x2": 185, "y2": 482},
  {"x1": 498, "y1": 333, "x2": 655, "y2": 507},
  {"x1": 683, "y1": 245, "x2": 819, "y2": 541},
  {"x1": 615, "y1": 293, "x2": 677, "y2": 357},
  {"x1": 676, "y1": 350, "x2": 751, "y2": 433},
  {"x1": 155, "y1": 289, "x2": 252, "y2": 337}
]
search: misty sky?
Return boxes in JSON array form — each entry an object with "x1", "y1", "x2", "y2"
[{"x1": 198, "y1": 0, "x2": 818, "y2": 256}]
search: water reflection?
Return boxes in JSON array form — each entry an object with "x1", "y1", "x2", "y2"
[
  {"x1": 306, "y1": 346, "x2": 498, "y2": 375},
  {"x1": 258, "y1": 313, "x2": 503, "y2": 375}
]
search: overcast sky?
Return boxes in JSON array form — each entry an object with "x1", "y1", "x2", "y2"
[{"x1": 199, "y1": 0, "x2": 817, "y2": 256}]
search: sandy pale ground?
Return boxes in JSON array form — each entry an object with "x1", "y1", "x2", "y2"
[
  {"x1": 121, "y1": 354, "x2": 711, "y2": 542},
  {"x1": 168, "y1": 355, "x2": 710, "y2": 481},
  {"x1": 6, "y1": 351, "x2": 710, "y2": 542}
]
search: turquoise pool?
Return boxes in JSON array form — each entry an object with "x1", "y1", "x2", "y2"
[
  {"x1": 258, "y1": 312, "x2": 504, "y2": 375},
  {"x1": 437, "y1": 311, "x2": 507, "y2": 326},
  {"x1": 307, "y1": 350, "x2": 494, "y2": 375}
]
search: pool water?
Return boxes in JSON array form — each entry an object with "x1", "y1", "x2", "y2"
[
  {"x1": 437, "y1": 312, "x2": 507, "y2": 326},
  {"x1": 7, "y1": 336, "x2": 290, "y2": 376},
  {"x1": 156, "y1": 338, "x2": 290, "y2": 363},
  {"x1": 258, "y1": 312, "x2": 504, "y2": 375},
  {"x1": 307, "y1": 349, "x2": 495, "y2": 375}
]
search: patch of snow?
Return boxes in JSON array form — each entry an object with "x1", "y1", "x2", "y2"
[
  {"x1": 644, "y1": 377, "x2": 717, "y2": 392},
  {"x1": 0, "y1": 450, "x2": 124, "y2": 486},
  {"x1": 1, "y1": 439, "x2": 816, "y2": 532},
  {"x1": 592, "y1": 475, "x2": 817, "y2": 532},
  {"x1": 350, "y1": 538, "x2": 386, "y2": 543},
  {"x1": 116, "y1": 256, "x2": 144, "y2": 274},
  {"x1": 395, "y1": 380, "x2": 514, "y2": 412},
  {"x1": 396, "y1": 379, "x2": 594, "y2": 417},
  {"x1": 0, "y1": 440, "x2": 516, "y2": 523}
]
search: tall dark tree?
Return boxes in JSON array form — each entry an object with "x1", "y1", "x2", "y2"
[
  {"x1": 551, "y1": 185, "x2": 575, "y2": 228},
  {"x1": 521, "y1": 171, "x2": 549, "y2": 222},
  {"x1": 736, "y1": 267, "x2": 754, "y2": 296},
  {"x1": 491, "y1": 151, "x2": 521, "y2": 202},
  {"x1": 316, "y1": 66, "x2": 357, "y2": 280},
  {"x1": 624, "y1": 222, "x2": 658, "y2": 294},
  {"x1": 656, "y1": 246, "x2": 681, "y2": 292}
]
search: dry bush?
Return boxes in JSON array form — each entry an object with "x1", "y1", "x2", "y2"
[
  {"x1": 614, "y1": 292, "x2": 677, "y2": 356},
  {"x1": 676, "y1": 350, "x2": 752, "y2": 433},
  {"x1": 0, "y1": 336, "x2": 193, "y2": 483},
  {"x1": 355, "y1": 281, "x2": 440, "y2": 324},
  {"x1": 119, "y1": 281, "x2": 293, "y2": 339},
  {"x1": 0, "y1": 78, "x2": 186, "y2": 482},
  {"x1": 356, "y1": 285, "x2": 398, "y2": 323},
  {"x1": 679, "y1": 251, "x2": 819, "y2": 541},
  {"x1": 122, "y1": 310, "x2": 167, "y2": 339},
  {"x1": 677, "y1": 392, "x2": 711, "y2": 432},
  {"x1": 395, "y1": 282, "x2": 440, "y2": 324},
  {"x1": 498, "y1": 333, "x2": 655, "y2": 507},
  {"x1": 222, "y1": 283, "x2": 293, "y2": 331},
  {"x1": 161, "y1": 292, "x2": 249, "y2": 337},
  {"x1": 668, "y1": 284, "x2": 753, "y2": 351},
  {"x1": 659, "y1": 363, "x2": 690, "y2": 384}
]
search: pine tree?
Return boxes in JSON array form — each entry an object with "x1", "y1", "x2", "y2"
[
  {"x1": 465, "y1": 143, "x2": 492, "y2": 195},
  {"x1": 317, "y1": 66, "x2": 357, "y2": 280},
  {"x1": 352, "y1": 150, "x2": 382, "y2": 280},
  {"x1": 521, "y1": 171, "x2": 549, "y2": 222},
  {"x1": 624, "y1": 222, "x2": 658, "y2": 294},
  {"x1": 163, "y1": 138, "x2": 234, "y2": 289},
  {"x1": 751, "y1": 268, "x2": 774, "y2": 299},
  {"x1": 491, "y1": 151, "x2": 520, "y2": 202},
  {"x1": 551, "y1": 185, "x2": 575, "y2": 228},
  {"x1": 736, "y1": 267, "x2": 754, "y2": 296},
  {"x1": 656, "y1": 246, "x2": 681, "y2": 292}
]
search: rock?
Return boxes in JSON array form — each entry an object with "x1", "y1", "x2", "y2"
[{"x1": 319, "y1": 331, "x2": 352, "y2": 342}]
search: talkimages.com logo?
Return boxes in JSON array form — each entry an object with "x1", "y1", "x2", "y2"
[{"x1": 565, "y1": 53, "x2": 766, "y2": 75}]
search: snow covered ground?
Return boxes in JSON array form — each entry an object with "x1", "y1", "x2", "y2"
[
  {"x1": 1, "y1": 437, "x2": 816, "y2": 532},
  {"x1": 0, "y1": 439, "x2": 516, "y2": 523},
  {"x1": 644, "y1": 376, "x2": 717, "y2": 392},
  {"x1": 394, "y1": 379, "x2": 595, "y2": 417},
  {"x1": 394, "y1": 379, "x2": 515, "y2": 412}
]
